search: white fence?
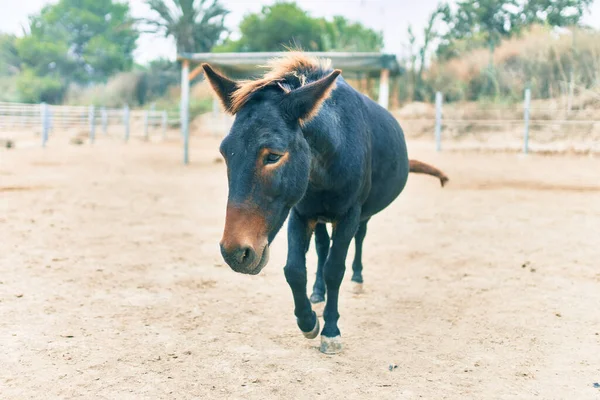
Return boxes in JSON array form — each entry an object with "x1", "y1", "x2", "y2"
[
  {"x1": 0, "y1": 101, "x2": 177, "y2": 147},
  {"x1": 414, "y1": 89, "x2": 600, "y2": 154}
]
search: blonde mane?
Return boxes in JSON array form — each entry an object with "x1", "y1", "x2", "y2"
[{"x1": 229, "y1": 52, "x2": 332, "y2": 114}]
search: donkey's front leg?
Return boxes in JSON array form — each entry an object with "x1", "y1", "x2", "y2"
[
  {"x1": 283, "y1": 209, "x2": 320, "y2": 339},
  {"x1": 321, "y1": 206, "x2": 361, "y2": 354},
  {"x1": 310, "y1": 222, "x2": 330, "y2": 305}
]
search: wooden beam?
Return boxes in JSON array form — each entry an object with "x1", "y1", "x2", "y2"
[{"x1": 188, "y1": 64, "x2": 204, "y2": 81}]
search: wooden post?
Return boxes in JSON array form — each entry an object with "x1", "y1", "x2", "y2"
[
  {"x1": 181, "y1": 59, "x2": 190, "y2": 165},
  {"x1": 378, "y1": 69, "x2": 390, "y2": 109},
  {"x1": 435, "y1": 92, "x2": 443, "y2": 152},
  {"x1": 366, "y1": 76, "x2": 373, "y2": 99},
  {"x1": 523, "y1": 88, "x2": 531, "y2": 154},
  {"x1": 391, "y1": 76, "x2": 400, "y2": 109}
]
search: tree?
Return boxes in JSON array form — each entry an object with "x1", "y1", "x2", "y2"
[
  {"x1": 144, "y1": 0, "x2": 229, "y2": 54},
  {"x1": 0, "y1": 34, "x2": 20, "y2": 77},
  {"x1": 323, "y1": 16, "x2": 384, "y2": 52},
  {"x1": 11, "y1": 0, "x2": 138, "y2": 102},
  {"x1": 18, "y1": 0, "x2": 138, "y2": 84},
  {"x1": 216, "y1": 2, "x2": 326, "y2": 52},
  {"x1": 521, "y1": 0, "x2": 594, "y2": 26},
  {"x1": 441, "y1": 0, "x2": 521, "y2": 55},
  {"x1": 214, "y1": 2, "x2": 383, "y2": 53}
]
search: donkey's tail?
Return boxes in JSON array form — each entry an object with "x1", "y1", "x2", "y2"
[{"x1": 409, "y1": 159, "x2": 449, "y2": 187}]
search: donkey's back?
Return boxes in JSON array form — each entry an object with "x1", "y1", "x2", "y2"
[{"x1": 309, "y1": 76, "x2": 410, "y2": 220}]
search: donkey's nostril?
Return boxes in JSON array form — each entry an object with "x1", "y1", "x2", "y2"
[
  {"x1": 241, "y1": 247, "x2": 251, "y2": 262},
  {"x1": 220, "y1": 243, "x2": 257, "y2": 271}
]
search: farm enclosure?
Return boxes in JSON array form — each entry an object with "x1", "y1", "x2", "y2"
[{"x1": 1, "y1": 137, "x2": 599, "y2": 399}]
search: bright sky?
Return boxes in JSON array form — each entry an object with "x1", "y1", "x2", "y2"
[{"x1": 1, "y1": 0, "x2": 599, "y2": 63}]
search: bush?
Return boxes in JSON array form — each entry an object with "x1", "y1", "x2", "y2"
[
  {"x1": 65, "y1": 72, "x2": 141, "y2": 107},
  {"x1": 15, "y1": 68, "x2": 65, "y2": 103},
  {"x1": 423, "y1": 25, "x2": 600, "y2": 103}
]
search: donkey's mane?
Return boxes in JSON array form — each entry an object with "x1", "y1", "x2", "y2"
[{"x1": 229, "y1": 52, "x2": 332, "y2": 114}]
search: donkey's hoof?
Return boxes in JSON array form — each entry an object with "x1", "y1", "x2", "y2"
[
  {"x1": 310, "y1": 293, "x2": 325, "y2": 304},
  {"x1": 302, "y1": 317, "x2": 320, "y2": 339},
  {"x1": 351, "y1": 281, "x2": 364, "y2": 294},
  {"x1": 320, "y1": 335, "x2": 343, "y2": 354}
]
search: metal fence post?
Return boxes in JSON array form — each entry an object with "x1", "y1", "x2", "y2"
[
  {"x1": 523, "y1": 88, "x2": 531, "y2": 154},
  {"x1": 124, "y1": 104, "x2": 130, "y2": 142},
  {"x1": 89, "y1": 105, "x2": 95, "y2": 144},
  {"x1": 181, "y1": 59, "x2": 190, "y2": 164},
  {"x1": 41, "y1": 102, "x2": 49, "y2": 147},
  {"x1": 144, "y1": 110, "x2": 149, "y2": 141},
  {"x1": 101, "y1": 107, "x2": 108, "y2": 134},
  {"x1": 435, "y1": 92, "x2": 443, "y2": 152},
  {"x1": 162, "y1": 110, "x2": 167, "y2": 139}
]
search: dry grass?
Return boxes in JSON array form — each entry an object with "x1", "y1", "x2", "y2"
[
  {"x1": 426, "y1": 25, "x2": 600, "y2": 102},
  {"x1": 65, "y1": 72, "x2": 142, "y2": 107}
]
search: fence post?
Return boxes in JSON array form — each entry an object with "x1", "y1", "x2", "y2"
[
  {"x1": 144, "y1": 110, "x2": 149, "y2": 141},
  {"x1": 124, "y1": 104, "x2": 130, "y2": 142},
  {"x1": 89, "y1": 105, "x2": 95, "y2": 144},
  {"x1": 101, "y1": 107, "x2": 108, "y2": 134},
  {"x1": 523, "y1": 88, "x2": 531, "y2": 154},
  {"x1": 162, "y1": 110, "x2": 167, "y2": 139},
  {"x1": 181, "y1": 59, "x2": 190, "y2": 164},
  {"x1": 41, "y1": 103, "x2": 49, "y2": 147},
  {"x1": 434, "y1": 92, "x2": 443, "y2": 152},
  {"x1": 378, "y1": 68, "x2": 390, "y2": 109}
]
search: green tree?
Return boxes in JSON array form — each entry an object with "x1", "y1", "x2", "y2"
[
  {"x1": 18, "y1": 0, "x2": 138, "y2": 84},
  {"x1": 0, "y1": 34, "x2": 20, "y2": 76},
  {"x1": 144, "y1": 0, "x2": 229, "y2": 54},
  {"x1": 216, "y1": 2, "x2": 327, "y2": 52},
  {"x1": 521, "y1": 0, "x2": 594, "y2": 26},
  {"x1": 13, "y1": 0, "x2": 137, "y2": 102},
  {"x1": 214, "y1": 2, "x2": 383, "y2": 53},
  {"x1": 323, "y1": 16, "x2": 383, "y2": 52},
  {"x1": 15, "y1": 68, "x2": 64, "y2": 103},
  {"x1": 0, "y1": 34, "x2": 21, "y2": 101},
  {"x1": 440, "y1": 0, "x2": 521, "y2": 56}
]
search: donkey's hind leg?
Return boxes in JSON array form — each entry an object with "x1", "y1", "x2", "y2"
[
  {"x1": 351, "y1": 219, "x2": 369, "y2": 294},
  {"x1": 310, "y1": 223, "x2": 330, "y2": 305}
]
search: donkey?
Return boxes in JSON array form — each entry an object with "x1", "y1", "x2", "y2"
[{"x1": 202, "y1": 53, "x2": 449, "y2": 354}]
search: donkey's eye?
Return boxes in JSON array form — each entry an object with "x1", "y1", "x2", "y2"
[{"x1": 265, "y1": 153, "x2": 282, "y2": 164}]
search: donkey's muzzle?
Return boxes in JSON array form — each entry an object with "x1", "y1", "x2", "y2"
[
  {"x1": 220, "y1": 242, "x2": 256, "y2": 273},
  {"x1": 220, "y1": 205, "x2": 270, "y2": 274}
]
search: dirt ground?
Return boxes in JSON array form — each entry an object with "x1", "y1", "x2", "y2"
[{"x1": 1, "y1": 136, "x2": 599, "y2": 399}]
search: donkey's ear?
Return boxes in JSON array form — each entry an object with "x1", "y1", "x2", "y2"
[
  {"x1": 202, "y1": 63, "x2": 239, "y2": 114},
  {"x1": 281, "y1": 69, "x2": 341, "y2": 123}
]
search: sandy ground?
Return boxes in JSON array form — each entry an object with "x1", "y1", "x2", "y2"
[{"x1": 1, "y1": 136, "x2": 600, "y2": 399}]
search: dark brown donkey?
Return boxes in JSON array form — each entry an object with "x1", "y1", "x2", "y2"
[{"x1": 202, "y1": 53, "x2": 449, "y2": 354}]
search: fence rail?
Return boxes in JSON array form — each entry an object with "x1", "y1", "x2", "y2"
[
  {"x1": 431, "y1": 89, "x2": 599, "y2": 154},
  {"x1": 2, "y1": 90, "x2": 598, "y2": 156},
  {"x1": 0, "y1": 102, "x2": 174, "y2": 146}
]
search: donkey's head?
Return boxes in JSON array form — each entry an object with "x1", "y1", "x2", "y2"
[{"x1": 202, "y1": 62, "x2": 340, "y2": 275}]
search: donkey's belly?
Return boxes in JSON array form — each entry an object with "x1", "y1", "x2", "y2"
[
  {"x1": 360, "y1": 166, "x2": 408, "y2": 219},
  {"x1": 360, "y1": 132, "x2": 409, "y2": 219}
]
